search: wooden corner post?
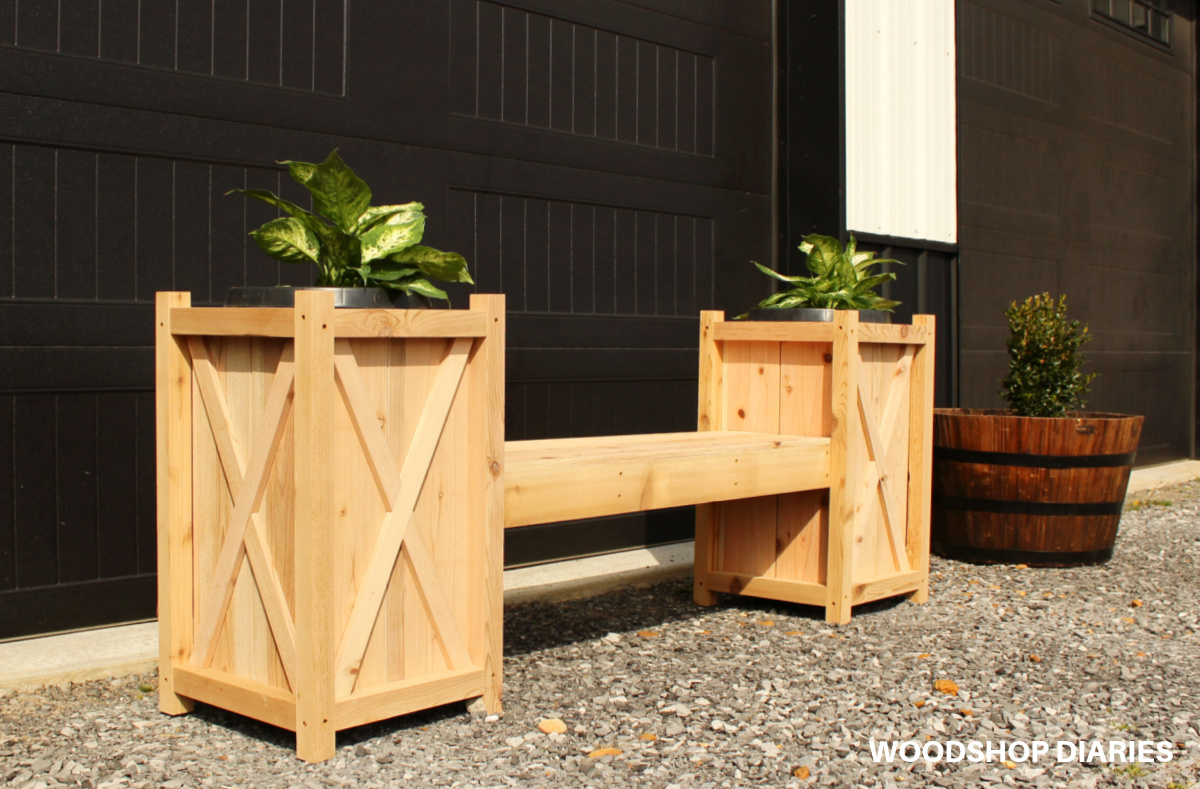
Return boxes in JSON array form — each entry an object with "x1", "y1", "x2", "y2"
[
  {"x1": 469, "y1": 293, "x2": 506, "y2": 713},
  {"x1": 906, "y1": 315, "x2": 936, "y2": 604},
  {"x1": 826, "y1": 310, "x2": 861, "y2": 625},
  {"x1": 155, "y1": 292, "x2": 195, "y2": 715},
  {"x1": 693, "y1": 311, "x2": 725, "y2": 607},
  {"x1": 293, "y1": 291, "x2": 337, "y2": 762}
]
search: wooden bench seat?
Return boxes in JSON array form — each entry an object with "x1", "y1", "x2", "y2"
[{"x1": 504, "y1": 431, "x2": 830, "y2": 528}]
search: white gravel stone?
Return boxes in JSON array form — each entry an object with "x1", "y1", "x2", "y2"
[{"x1": 3, "y1": 483, "x2": 1200, "y2": 787}]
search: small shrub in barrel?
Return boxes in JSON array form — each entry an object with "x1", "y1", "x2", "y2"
[{"x1": 931, "y1": 293, "x2": 1143, "y2": 566}]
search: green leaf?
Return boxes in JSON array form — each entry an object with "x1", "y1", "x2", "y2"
[
  {"x1": 751, "y1": 260, "x2": 803, "y2": 284},
  {"x1": 227, "y1": 189, "x2": 314, "y2": 220},
  {"x1": 360, "y1": 210, "x2": 425, "y2": 263},
  {"x1": 366, "y1": 260, "x2": 420, "y2": 282},
  {"x1": 801, "y1": 234, "x2": 843, "y2": 277},
  {"x1": 398, "y1": 277, "x2": 449, "y2": 301},
  {"x1": 301, "y1": 150, "x2": 372, "y2": 234},
  {"x1": 356, "y1": 202, "x2": 424, "y2": 234},
  {"x1": 249, "y1": 217, "x2": 320, "y2": 264},
  {"x1": 390, "y1": 245, "x2": 474, "y2": 284},
  {"x1": 281, "y1": 159, "x2": 318, "y2": 186}
]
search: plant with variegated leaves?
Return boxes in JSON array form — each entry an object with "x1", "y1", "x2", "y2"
[
  {"x1": 742, "y1": 234, "x2": 901, "y2": 317},
  {"x1": 228, "y1": 150, "x2": 472, "y2": 301}
]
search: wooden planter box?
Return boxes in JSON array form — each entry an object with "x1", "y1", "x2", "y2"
[
  {"x1": 155, "y1": 291, "x2": 505, "y2": 762},
  {"x1": 692, "y1": 311, "x2": 936, "y2": 624},
  {"x1": 157, "y1": 292, "x2": 934, "y2": 761}
]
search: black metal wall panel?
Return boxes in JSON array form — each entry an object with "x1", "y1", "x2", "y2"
[
  {"x1": 0, "y1": 0, "x2": 773, "y2": 637},
  {"x1": 957, "y1": 0, "x2": 1196, "y2": 465}
]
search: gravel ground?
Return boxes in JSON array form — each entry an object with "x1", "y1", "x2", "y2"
[{"x1": 3, "y1": 483, "x2": 1200, "y2": 789}]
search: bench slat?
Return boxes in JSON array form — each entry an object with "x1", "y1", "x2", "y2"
[{"x1": 504, "y1": 431, "x2": 830, "y2": 528}]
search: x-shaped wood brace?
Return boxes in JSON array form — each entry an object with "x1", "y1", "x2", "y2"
[
  {"x1": 331, "y1": 337, "x2": 474, "y2": 698},
  {"x1": 855, "y1": 347, "x2": 916, "y2": 574},
  {"x1": 188, "y1": 339, "x2": 298, "y2": 686}
]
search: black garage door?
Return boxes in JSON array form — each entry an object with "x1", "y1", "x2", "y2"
[{"x1": 0, "y1": 0, "x2": 774, "y2": 638}]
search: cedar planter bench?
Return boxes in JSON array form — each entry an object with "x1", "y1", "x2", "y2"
[
  {"x1": 505, "y1": 310, "x2": 936, "y2": 623},
  {"x1": 155, "y1": 291, "x2": 934, "y2": 762}
]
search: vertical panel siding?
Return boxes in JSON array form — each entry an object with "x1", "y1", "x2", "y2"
[
  {"x1": 3, "y1": 146, "x2": 313, "y2": 305},
  {"x1": 449, "y1": 188, "x2": 714, "y2": 317},
  {"x1": 845, "y1": 0, "x2": 957, "y2": 243},
  {"x1": 0, "y1": 395, "x2": 12, "y2": 590},
  {"x1": 451, "y1": 0, "x2": 715, "y2": 156},
  {"x1": 1, "y1": 0, "x2": 346, "y2": 95},
  {"x1": 956, "y1": 0, "x2": 1194, "y2": 463},
  {"x1": 1, "y1": 393, "x2": 158, "y2": 591}
]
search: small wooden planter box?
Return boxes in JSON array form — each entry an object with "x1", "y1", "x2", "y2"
[
  {"x1": 155, "y1": 291, "x2": 505, "y2": 762},
  {"x1": 692, "y1": 311, "x2": 936, "y2": 624}
]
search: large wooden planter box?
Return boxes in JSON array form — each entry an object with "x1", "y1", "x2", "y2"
[
  {"x1": 693, "y1": 311, "x2": 936, "y2": 624},
  {"x1": 155, "y1": 291, "x2": 504, "y2": 762}
]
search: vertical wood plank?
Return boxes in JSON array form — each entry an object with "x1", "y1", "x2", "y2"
[
  {"x1": 156, "y1": 292, "x2": 194, "y2": 715},
  {"x1": 718, "y1": 339, "x2": 780, "y2": 577},
  {"x1": 258, "y1": 340, "x2": 295, "y2": 691},
  {"x1": 192, "y1": 339, "x2": 232, "y2": 675},
  {"x1": 385, "y1": 339, "x2": 409, "y2": 682},
  {"x1": 469, "y1": 294, "x2": 505, "y2": 712},
  {"x1": 826, "y1": 311, "x2": 860, "y2": 624},
  {"x1": 293, "y1": 291, "x2": 335, "y2": 762},
  {"x1": 340, "y1": 339, "x2": 391, "y2": 693},
  {"x1": 775, "y1": 341, "x2": 832, "y2": 585},
  {"x1": 693, "y1": 311, "x2": 723, "y2": 606},
  {"x1": 906, "y1": 317, "x2": 936, "y2": 603},
  {"x1": 853, "y1": 344, "x2": 882, "y2": 581},
  {"x1": 401, "y1": 339, "x2": 443, "y2": 679}
]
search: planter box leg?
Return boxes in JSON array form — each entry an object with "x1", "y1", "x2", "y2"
[
  {"x1": 825, "y1": 311, "x2": 860, "y2": 625},
  {"x1": 470, "y1": 294, "x2": 506, "y2": 715},
  {"x1": 693, "y1": 312, "x2": 723, "y2": 607},
  {"x1": 294, "y1": 291, "x2": 337, "y2": 762},
  {"x1": 155, "y1": 292, "x2": 195, "y2": 715},
  {"x1": 905, "y1": 315, "x2": 935, "y2": 605}
]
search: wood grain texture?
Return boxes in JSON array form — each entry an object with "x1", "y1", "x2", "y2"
[
  {"x1": 187, "y1": 338, "x2": 297, "y2": 687},
  {"x1": 333, "y1": 309, "x2": 488, "y2": 338},
  {"x1": 155, "y1": 292, "x2": 194, "y2": 715},
  {"x1": 190, "y1": 349, "x2": 295, "y2": 671},
  {"x1": 468, "y1": 294, "x2": 505, "y2": 713},
  {"x1": 714, "y1": 322, "x2": 834, "y2": 343},
  {"x1": 774, "y1": 340, "x2": 832, "y2": 585},
  {"x1": 171, "y1": 307, "x2": 488, "y2": 339},
  {"x1": 333, "y1": 668, "x2": 485, "y2": 730},
  {"x1": 332, "y1": 338, "x2": 472, "y2": 698},
  {"x1": 693, "y1": 311, "x2": 724, "y2": 606},
  {"x1": 704, "y1": 572, "x2": 828, "y2": 607},
  {"x1": 293, "y1": 291, "x2": 336, "y2": 762},
  {"x1": 906, "y1": 315, "x2": 935, "y2": 601},
  {"x1": 173, "y1": 665, "x2": 296, "y2": 731},
  {"x1": 717, "y1": 339, "x2": 781, "y2": 578},
  {"x1": 930, "y1": 404, "x2": 1142, "y2": 560},
  {"x1": 504, "y1": 433, "x2": 830, "y2": 528},
  {"x1": 172, "y1": 308, "x2": 294, "y2": 337},
  {"x1": 825, "y1": 311, "x2": 860, "y2": 624}
]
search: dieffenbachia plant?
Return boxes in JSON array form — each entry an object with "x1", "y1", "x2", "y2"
[
  {"x1": 228, "y1": 150, "x2": 473, "y2": 301},
  {"x1": 743, "y1": 234, "x2": 901, "y2": 316}
]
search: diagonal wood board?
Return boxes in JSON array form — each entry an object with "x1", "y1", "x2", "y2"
[{"x1": 331, "y1": 337, "x2": 475, "y2": 698}]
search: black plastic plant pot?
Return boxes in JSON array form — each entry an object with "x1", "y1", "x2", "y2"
[
  {"x1": 225, "y1": 286, "x2": 433, "y2": 309},
  {"x1": 747, "y1": 308, "x2": 891, "y2": 323}
]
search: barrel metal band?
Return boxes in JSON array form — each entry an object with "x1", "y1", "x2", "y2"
[
  {"x1": 932, "y1": 496, "x2": 1125, "y2": 516},
  {"x1": 935, "y1": 448, "x2": 1136, "y2": 469}
]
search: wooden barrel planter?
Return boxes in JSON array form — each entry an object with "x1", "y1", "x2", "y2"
[{"x1": 931, "y1": 409, "x2": 1143, "y2": 566}]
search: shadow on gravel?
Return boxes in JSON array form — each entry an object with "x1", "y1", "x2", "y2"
[
  {"x1": 501, "y1": 575, "x2": 909, "y2": 657},
  {"x1": 189, "y1": 698, "x2": 474, "y2": 752},
  {"x1": 502, "y1": 578, "x2": 726, "y2": 657}
]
